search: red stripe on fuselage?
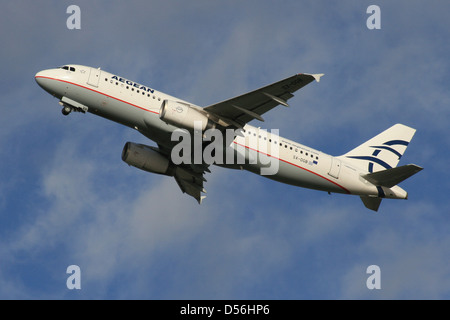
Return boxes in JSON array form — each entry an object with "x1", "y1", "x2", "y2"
[
  {"x1": 35, "y1": 76, "x2": 160, "y2": 115},
  {"x1": 233, "y1": 141, "x2": 351, "y2": 194}
]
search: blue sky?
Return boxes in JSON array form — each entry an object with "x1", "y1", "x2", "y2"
[{"x1": 0, "y1": 0, "x2": 449, "y2": 299}]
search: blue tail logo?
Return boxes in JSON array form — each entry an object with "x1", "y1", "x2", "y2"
[{"x1": 346, "y1": 139, "x2": 409, "y2": 173}]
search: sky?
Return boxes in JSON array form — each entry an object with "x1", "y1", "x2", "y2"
[{"x1": 0, "y1": 0, "x2": 449, "y2": 299}]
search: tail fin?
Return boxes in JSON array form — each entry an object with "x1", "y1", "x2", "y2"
[{"x1": 338, "y1": 124, "x2": 417, "y2": 172}]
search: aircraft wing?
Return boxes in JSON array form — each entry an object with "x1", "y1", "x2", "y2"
[
  {"x1": 153, "y1": 73, "x2": 323, "y2": 204},
  {"x1": 204, "y1": 73, "x2": 323, "y2": 127},
  {"x1": 157, "y1": 144, "x2": 209, "y2": 204},
  {"x1": 173, "y1": 164, "x2": 208, "y2": 204}
]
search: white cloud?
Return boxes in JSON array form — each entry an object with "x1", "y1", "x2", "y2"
[{"x1": 338, "y1": 201, "x2": 450, "y2": 299}]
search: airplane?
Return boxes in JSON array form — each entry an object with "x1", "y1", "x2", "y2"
[{"x1": 35, "y1": 64, "x2": 423, "y2": 212}]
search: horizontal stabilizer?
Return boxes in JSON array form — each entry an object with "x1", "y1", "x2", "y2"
[
  {"x1": 362, "y1": 164, "x2": 423, "y2": 188},
  {"x1": 360, "y1": 196, "x2": 382, "y2": 212}
]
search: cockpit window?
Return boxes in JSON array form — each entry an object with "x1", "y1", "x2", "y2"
[{"x1": 59, "y1": 66, "x2": 76, "y2": 72}]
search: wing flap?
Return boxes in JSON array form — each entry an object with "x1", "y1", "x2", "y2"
[
  {"x1": 157, "y1": 142, "x2": 210, "y2": 204},
  {"x1": 173, "y1": 166, "x2": 208, "y2": 204}
]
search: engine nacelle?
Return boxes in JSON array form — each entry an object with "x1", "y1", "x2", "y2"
[
  {"x1": 121, "y1": 142, "x2": 173, "y2": 176},
  {"x1": 159, "y1": 99, "x2": 214, "y2": 131}
]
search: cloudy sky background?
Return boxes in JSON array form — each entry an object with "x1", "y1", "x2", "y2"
[{"x1": 0, "y1": 0, "x2": 449, "y2": 299}]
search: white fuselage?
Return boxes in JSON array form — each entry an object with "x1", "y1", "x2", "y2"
[{"x1": 35, "y1": 65, "x2": 408, "y2": 200}]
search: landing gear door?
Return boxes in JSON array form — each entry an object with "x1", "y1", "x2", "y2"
[
  {"x1": 87, "y1": 68, "x2": 101, "y2": 87},
  {"x1": 328, "y1": 157, "x2": 341, "y2": 179}
]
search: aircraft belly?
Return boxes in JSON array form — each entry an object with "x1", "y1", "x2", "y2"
[
  {"x1": 271, "y1": 160, "x2": 346, "y2": 193},
  {"x1": 239, "y1": 158, "x2": 347, "y2": 194}
]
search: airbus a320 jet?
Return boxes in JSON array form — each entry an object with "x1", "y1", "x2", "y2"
[{"x1": 35, "y1": 65, "x2": 422, "y2": 211}]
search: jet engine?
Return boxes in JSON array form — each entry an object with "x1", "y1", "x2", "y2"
[
  {"x1": 121, "y1": 142, "x2": 174, "y2": 176},
  {"x1": 159, "y1": 100, "x2": 215, "y2": 131}
]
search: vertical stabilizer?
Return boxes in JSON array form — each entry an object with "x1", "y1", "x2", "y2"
[{"x1": 338, "y1": 124, "x2": 416, "y2": 173}]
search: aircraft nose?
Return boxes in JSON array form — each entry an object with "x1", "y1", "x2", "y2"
[
  {"x1": 35, "y1": 69, "x2": 56, "y2": 94},
  {"x1": 35, "y1": 70, "x2": 47, "y2": 87}
]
